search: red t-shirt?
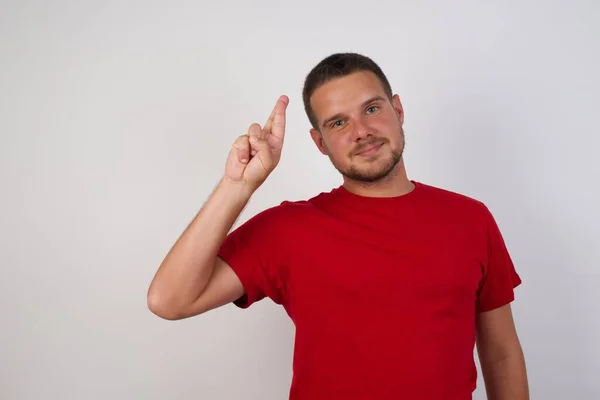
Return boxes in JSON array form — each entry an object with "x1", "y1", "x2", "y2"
[{"x1": 218, "y1": 181, "x2": 522, "y2": 399}]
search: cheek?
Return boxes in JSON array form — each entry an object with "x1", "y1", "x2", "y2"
[
  {"x1": 375, "y1": 118, "x2": 401, "y2": 141},
  {"x1": 328, "y1": 135, "x2": 354, "y2": 156},
  {"x1": 375, "y1": 115, "x2": 399, "y2": 132}
]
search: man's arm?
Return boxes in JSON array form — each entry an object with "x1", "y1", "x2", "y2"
[
  {"x1": 147, "y1": 178, "x2": 251, "y2": 320},
  {"x1": 147, "y1": 95, "x2": 289, "y2": 320},
  {"x1": 476, "y1": 304, "x2": 529, "y2": 400}
]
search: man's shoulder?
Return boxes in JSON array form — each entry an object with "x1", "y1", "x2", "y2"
[
  {"x1": 416, "y1": 181, "x2": 490, "y2": 216},
  {"x1": 418, "y1": 181, "x2": 483, "y2": 202},
  {"x1": 247, "y1": 192, "x2": 328, "y2": 224}
]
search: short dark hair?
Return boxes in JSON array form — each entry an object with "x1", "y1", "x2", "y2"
[{"x1": 302, "y1": 52, "x2": 393, "y2": 130}]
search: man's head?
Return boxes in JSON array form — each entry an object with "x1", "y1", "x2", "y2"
[{"x1": 302, "y1": 53, "x2": 405, "y2": 183}]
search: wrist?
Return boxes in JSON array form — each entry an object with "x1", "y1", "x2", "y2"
[{"x1": 218, "y1": 176, "x2": 257, "y2": 204}]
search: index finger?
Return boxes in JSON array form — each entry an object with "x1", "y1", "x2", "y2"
[{"x1": 264, "y1": 95, "x2": 289, "y2": 141}]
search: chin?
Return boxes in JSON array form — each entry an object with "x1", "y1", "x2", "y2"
[
  {"x1": 340, "y1": 156, "x2": 402, "y2": 183},
  {"x1": 345, "y1": 168, "x2": 394, "y2": 183},
  {"x1": 329, "y1": 145, "x2": 404, "y2": 182}
]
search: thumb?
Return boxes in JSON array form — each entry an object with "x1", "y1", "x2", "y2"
[
  {"x1": 248, "y1": 136, "x2": 274, "y2": 172},
  {"x1": 232, "y1": 134, "x2": 251, "y2": 163},
  {"x1": 224, "y1": 134, "x2": 251, "y2": 182}
]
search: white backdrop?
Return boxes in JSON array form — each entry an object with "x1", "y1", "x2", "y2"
[{"x1": 1, "y1": 1, "x2": 599, "y2": 399}]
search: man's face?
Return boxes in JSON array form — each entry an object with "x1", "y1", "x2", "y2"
[{"x1": 309, "y1": 71, "x2": 405, "y2": 183}]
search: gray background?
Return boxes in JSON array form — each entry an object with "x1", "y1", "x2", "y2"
[{"x1": 1, "y1": 0, "x2": 598, "y2": 398}]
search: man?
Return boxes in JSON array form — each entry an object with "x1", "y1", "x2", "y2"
[{"x1": 147, "y1": 53, "x2": 529, "y2": 399}]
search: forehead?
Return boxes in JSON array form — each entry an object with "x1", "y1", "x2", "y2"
[{"x1": 310, "y1": 70, "x2": 388, "y2": 122}]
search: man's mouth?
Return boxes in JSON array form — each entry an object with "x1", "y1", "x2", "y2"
[{"x1": 355, "y1": 141, "x2": 384, "y2": 156}]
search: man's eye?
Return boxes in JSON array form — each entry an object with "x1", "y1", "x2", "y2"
[
  {"x1": 333, "y1": 120, "x2": 344, "y2": 127},
  {"x1": 367, "y1": 106, "x2": 378, "y2": 113}
]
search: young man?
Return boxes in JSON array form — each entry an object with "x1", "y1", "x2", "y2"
[{"x1": 148, "y1": 53, "x2": 529, "y2": 399}]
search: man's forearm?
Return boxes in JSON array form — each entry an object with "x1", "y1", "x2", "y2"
[
  {"x1": 481, "y1": 349, "x2": 529, "y2": 400},
  {"x1": 147, "y1": 177, "x2": 254, "y2": 315}
]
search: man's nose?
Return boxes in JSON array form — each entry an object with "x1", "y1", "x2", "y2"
[{"x1": 353, "y1": 117, "x2": 371, "y2": 140}]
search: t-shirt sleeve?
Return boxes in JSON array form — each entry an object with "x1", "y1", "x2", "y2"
[
  {"x1": 476, "y1": 207, "x2": 522, "y2": 313},
  {"x1": 217, "y1": 205, "x2": 288, "y2": 309}
]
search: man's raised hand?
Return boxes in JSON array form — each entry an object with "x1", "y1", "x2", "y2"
[{"x1": 224, "y1": 95, "x2": 289, "y2": 190}]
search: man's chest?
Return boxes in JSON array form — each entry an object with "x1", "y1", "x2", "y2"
[{"x1": 283, "y1": 216, "x2": 485, "y2": 324}]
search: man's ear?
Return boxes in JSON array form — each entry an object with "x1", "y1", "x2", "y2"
[
  {"x1": 310, "y1": 128, "x2": 328, "y2": 155},
  {"x1": 391, "y1": 94, "x2": 404, "y2": 125}
]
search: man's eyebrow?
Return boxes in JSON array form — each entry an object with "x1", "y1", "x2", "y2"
[
  {"x1": 361, "y1": 95, "x2": 386, "y2": 106},
  {"x1": 321, "y1": 95, "x2": 387, "y2": 129}
]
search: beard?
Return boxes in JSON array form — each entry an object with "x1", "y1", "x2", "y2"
[{"x1": 330, "y1": 129, "x2": 405, "y2": 183}]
